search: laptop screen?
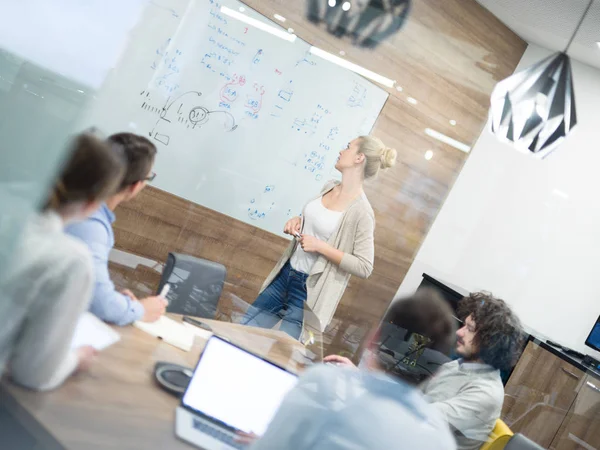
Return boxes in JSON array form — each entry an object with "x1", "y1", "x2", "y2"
[{"x1": 182, "y1": 336, "x2": 298, "y2": 436}]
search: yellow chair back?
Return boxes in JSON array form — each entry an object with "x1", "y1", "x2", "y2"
[{"x1": 480, "y1": 419, "x2": 514, "y2": 450}]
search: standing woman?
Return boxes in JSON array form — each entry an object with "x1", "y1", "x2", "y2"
[
  {"x1": 0, "y1": 132, "x2": 125, "y2": 390},
  {"x1": 244, "y1": 136, "x2": 397, "y2": 339}
]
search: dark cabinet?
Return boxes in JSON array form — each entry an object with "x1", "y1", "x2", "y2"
[
  {"x1": 502, "y1": 341, "x2": 585, "y2": 448},
  {"x1": 549, "y1": 374, "x2": 600, "y2": 449},
  {"x1": 502, "y1": 340, "x2": 600, "y2": 449}
]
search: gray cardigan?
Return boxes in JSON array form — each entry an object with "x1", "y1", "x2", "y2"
[
  {"x1": 0, "y1": 212, "x2": 93, "y2": 390},
  {"x1": 260, "y1": 180, "x2": 375, "y2": 331}
]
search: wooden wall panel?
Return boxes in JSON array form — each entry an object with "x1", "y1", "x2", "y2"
[{"x1": 110, "y1": 0, "x2": 527, "y2": 358}]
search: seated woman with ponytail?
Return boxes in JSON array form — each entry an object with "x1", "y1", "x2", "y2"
[
  {"x1": 243, "y1": 135, "x2": 397, "y2": 339},
  {"x1": 0, "y1": 132, "x2": 125, "y2": 391}
]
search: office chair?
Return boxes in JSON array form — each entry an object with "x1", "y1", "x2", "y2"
[
  {"x1": 504, "y1": 434, "x2": 545, "y2": 450},
  {"x1": 480, "y1": 419, "x2": 513, "y2": 450},
  {"x1": 214, "y1": 291, "x2": 252, "y2": 323},
  {"x1": 157, "y1": 253, "x2": 226, "y2": 319}
]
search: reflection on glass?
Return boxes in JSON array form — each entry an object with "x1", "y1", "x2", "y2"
[
  {"x1": 373, "y1": 321, "x2": 451, "y2": 384},
  {"x1": 0, "y1": 0, "x2": 142, "y2": 275},
  {"x1": 0, "y1": 50, "x2": 91, "y2": 277},
  {"x1": 253, "y1": 289, "x2": 459, "y2": 450},
  {"x1": 306, "y1": 0, "x2": 412, "y2": 48}
]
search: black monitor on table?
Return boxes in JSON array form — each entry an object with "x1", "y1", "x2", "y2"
[{"x1": 585, "y1": 315, "x2": 600, "y2": 353}]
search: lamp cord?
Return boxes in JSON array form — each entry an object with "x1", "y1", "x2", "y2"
[{"x1": 564, "y1": 0, "x2": 594, "y2": 53}]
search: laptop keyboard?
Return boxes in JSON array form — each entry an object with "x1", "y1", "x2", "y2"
[{"x1": 192, "y1": 418, "x2": 246, "y2": 449}]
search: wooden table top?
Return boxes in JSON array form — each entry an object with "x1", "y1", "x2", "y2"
[{"x1": 1, "y1": 315, "x2": 321, "y2": 450}]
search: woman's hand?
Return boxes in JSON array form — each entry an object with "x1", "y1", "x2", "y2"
[
  {"x1": 299, "y1": 235, "x2": 325, "y2": 253},
  {"x1": 75, "y1": 346, "x2": 98, "y2": 372},
  {"x1": 283, "y1": 216, "x2": 302, "y2": 236}
]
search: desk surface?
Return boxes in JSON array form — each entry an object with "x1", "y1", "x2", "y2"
[{"x1": 1, "y1": 316, "x2": 319, "y2": 450}]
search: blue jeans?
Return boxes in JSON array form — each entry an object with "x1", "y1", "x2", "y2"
[{"x1": 243, "y1": 262, "x2": 308, "y2": 340}]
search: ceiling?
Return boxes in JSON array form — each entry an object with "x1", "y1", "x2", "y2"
[{"x1": 476, "y1": 0, "x2": 600, "y2": 69}]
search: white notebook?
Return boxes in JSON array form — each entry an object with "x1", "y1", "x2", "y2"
[
  {"x1": 182, "y1": 321, "x2": 213, "y2": 340},
  {"x1": 71, "y1": 312, "x2": 121, "y2": 351},
  {"x1": 134, "y1": 316, "x2": 195, "y2": 351}
]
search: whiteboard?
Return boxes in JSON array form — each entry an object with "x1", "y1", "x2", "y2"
[{"x1": 83, "y1": 0, "x2": 388, "y2": 237}]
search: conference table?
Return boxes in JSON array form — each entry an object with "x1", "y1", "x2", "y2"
[{"x1": 1, "y1": 315, "x2": 323, "y2": 450}]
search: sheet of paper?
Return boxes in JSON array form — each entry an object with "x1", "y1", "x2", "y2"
[
  {"x1": 134, "y1": 316, "x2": 195, "y2": 351},
  {"x1": 71, "y1": 312, "x2": 121, "y2": 351}
]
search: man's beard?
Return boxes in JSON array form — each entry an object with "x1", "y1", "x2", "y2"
[
  {"x1": 460, "y1": 351, "x2": 480, "y2": 362},
  {"x1": 456, "y1": 341, "x2": 479, "y2": 361}
]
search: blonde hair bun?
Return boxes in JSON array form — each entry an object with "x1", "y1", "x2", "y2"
[
  {"x1": 359, "y1": 135, "x2": 397, "y2": 179},
  {"x1": 380, "y1": 147, "x2": 397, "y2": 169}
]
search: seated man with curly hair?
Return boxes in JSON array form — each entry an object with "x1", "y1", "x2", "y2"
[{"x1": 420, "y1": 292, "x2": 524, "y2": 450}]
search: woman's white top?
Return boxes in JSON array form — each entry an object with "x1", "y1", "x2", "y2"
[{"x1": 290, "y1": 197, "x2": 343, "y2": 274}]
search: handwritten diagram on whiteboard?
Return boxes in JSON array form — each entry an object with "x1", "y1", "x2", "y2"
[{"x1": 82, "y1": 0, "x2": 389, "y2": 237}]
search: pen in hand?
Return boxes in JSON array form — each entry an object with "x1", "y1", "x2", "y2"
[{"x1": 159, "y1": 284, "x2": 170, "y2": 305}]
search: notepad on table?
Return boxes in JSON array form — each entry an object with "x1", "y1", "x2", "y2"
[
  {"x1": 134, "y1": 316, "x2": 195, "y2": 351},
  {"x1": 182, "y1": 321, "x2": 213, "y2": 340},
  {"x1": 71, "y1": 312, "x2": 121, "y2": 351}
]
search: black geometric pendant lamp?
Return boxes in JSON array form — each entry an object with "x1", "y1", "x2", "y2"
[{"x1": 489, "y1": 0, "x2": 593, "y2": 158}]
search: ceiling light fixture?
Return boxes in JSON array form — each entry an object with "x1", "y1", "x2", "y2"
[
  {"x1": 342, "y1": 1, "x2": 352, "y2": 11},
  {"x1": 425, "y1": 128, "x2": 471, "y2": 153},
  {"x1": 424, "y1": 150, "x2": 434, "y2": 160},
  {"x1": 449, "y1": 119, "x2": 457, "y2": 126},
  {"x1": 328, "y1": 0, "x2": 337, "y2": 7},
  {"x1": 221, "y1": 6, "x2": 297, "y2": 43},
  {"x1": 273, "y1": 13, "x2": 286, "y2": 22},
  {"x1": 489, "y1": 0, "x2": 592, "y2": 158},
  {"x1": 407, "y1": 97, "x2": 417, "y2": 105},
  {"x1": 309, "y1": 46, "x2": 395, "y2": 87}
]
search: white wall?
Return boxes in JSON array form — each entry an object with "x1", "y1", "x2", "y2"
[{"x1": 397, "y1": 44, "x2": 600, "y2": 359}]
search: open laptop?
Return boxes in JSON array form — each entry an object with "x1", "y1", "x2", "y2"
[{"x1": 175, "y1": 336, "x2": 298, "y2": 449}]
